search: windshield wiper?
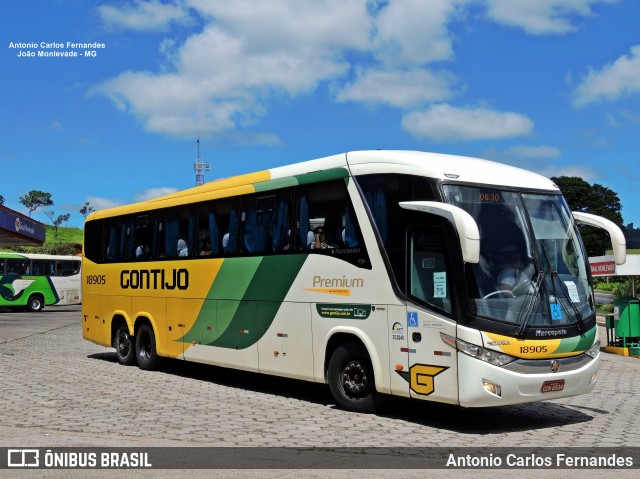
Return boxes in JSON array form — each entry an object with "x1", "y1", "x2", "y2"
[{"x1": 514, "y1": 271, "x2": 544, "y2": 338}]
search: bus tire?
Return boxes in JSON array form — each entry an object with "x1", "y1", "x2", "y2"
[
  {"x1": 328, "y1": 341, "x2": 380, "y2": 413},
  {"x1": 26, "y1": 295, "x2": 44, "y2": 312},
  {"x1": 115, "y1": 324, "x2": 137, "y2": 366},
  {"x1": 135, "y1": 323, "x2": 159, "y2": 370}
]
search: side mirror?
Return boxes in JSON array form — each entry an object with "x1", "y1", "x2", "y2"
[
  {"x1": 399, "y1": 201, "x2": 480, "y2": 264},
  {"x1": 572, "y1": 211, "x2": 626, "y2": 265}
]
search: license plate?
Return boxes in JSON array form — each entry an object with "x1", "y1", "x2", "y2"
[{"x1": 541, "y1": 379, "x2": 565, "y2": 393}]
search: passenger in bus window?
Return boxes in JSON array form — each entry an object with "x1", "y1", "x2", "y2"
[
  {"x1": 310, "y1": 226, "x2": 334, "y2": 249},
  {"x1": 222, "y1": 233, "x2": 230, "y2": 253},
  {"x1": 135, "y1": 244, "x2": 150, "y2": 260},
  {"x1": 177, "y1": 239, "x2": 189, "y2": 257},
  {"x1": 199, "y1": 239, "x2": 212, "y2": 256}
]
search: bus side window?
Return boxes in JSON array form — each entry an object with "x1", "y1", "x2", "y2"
[
  {"x1": 295, "y1": 180, "x2": 365, "y2": 254},
  {"x1": 6, "y1": 259, "x2": 27, "y2": 275},
  {"x1": 32, "y1": 260, "x2": 43, "y2": 276},
  {"x1": 241, "y1": 195, "x2": 272, "y2": 254},
  {"x1": 272, "y1": 194, "x2": 292, "y2": 252},
  {"x1": 239, "y1": 192, "x2": 291, "y2": 255},
  {"x1": 214, "y1": 198, "x2": 239, "y2": 255},
  {"x1": 160, "y1": 209, "x2": 193, "y2": 259},
  {"x1": 196, "y1": 204, "x2": 220, "y2": 257},
  {"x1": 134, "y1": 215, "x2": 153, "y2": 260}
]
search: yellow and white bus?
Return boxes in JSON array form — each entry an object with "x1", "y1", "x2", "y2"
[{"x1": 82, "y1": 150, "x2": 625, "y2": 412}]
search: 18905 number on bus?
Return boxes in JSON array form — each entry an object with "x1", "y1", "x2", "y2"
[{"x1": 86, "y1": 275, "x2": 106, "y2": 285}]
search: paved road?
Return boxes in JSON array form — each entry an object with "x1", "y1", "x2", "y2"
[
  {"x1": 1, "y1": 305, "x2": 639, "y2": 478},
  {"x1": 595, "y1": 292, "x2": 615, "y2": 305}
]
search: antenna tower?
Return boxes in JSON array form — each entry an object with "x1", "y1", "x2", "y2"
[{"x1": 193, "y1": 138, "x2": 211, "y2": 186}]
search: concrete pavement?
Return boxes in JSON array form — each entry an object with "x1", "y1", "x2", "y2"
[{"x1": 1, "y1": 306, "x2": 639, "y2": 477}]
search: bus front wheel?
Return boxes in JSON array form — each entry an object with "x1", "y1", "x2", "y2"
[
  {"x1": 115, "y1": 324, "x2": 136, "y2": 366},
  {"x1": 27, "y1": 295, "x2": 44, "y2": 312},
  {"x1": 328, "y1": 341, "x2": 380, "y2": 413},
  {"x1": 135, "y1": 323, "x2": 159, "y2": 370}
]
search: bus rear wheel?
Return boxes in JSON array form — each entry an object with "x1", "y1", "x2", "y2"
[
  {"x1": 328, "y1": 341, "x2": 380, "y2": 413},
  {"x1": 135, "y1": 323, "x2": 159, "y2": 370},
  {"x1": 115, "y1": 324, "x2": 136, "y2": 366},
  {"x1": 26, "y1": 295, "x2": 44, "y2": 312}
]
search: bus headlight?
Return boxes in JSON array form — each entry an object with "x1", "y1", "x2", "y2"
[
  {"x1": 441, "y1": 333, "x2": 516, "y2": 367},
  {"x1": 584, "y1": 340, "x2": 600, "y2": 359}
]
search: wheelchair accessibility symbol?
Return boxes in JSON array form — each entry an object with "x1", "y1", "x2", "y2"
[
  {"x1": 407, "y1": 312, "x2": 419, "y2": 328},
  {"x1": 550, "y1": 304, "x2": 563, "y2": 321}
]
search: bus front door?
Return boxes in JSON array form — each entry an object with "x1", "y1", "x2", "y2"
[{"x1": 404, "y1": 225, "x2": 459, "y2": 404}]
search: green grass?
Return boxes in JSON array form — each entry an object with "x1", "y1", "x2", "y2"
[{"x1": 45, "y1": 225, "x2": 83, "y2": 244}]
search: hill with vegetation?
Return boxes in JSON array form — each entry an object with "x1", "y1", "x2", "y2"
[{"x1": 4, "y1": 225, "x2": 83, "y2": 255}]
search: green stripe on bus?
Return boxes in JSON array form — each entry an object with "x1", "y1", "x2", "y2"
[
  {"x1": 180, "y1": 255, "x2": 307, "y2": 348},
  {"x1": 209, "y1": 257, "x2": 262, "y2": 300},
  {"x1": 295, "y1": 168, "x2": 349, "y2": 185},
  {"x1": 252, "y1": 168, "x2": 349, "y2": 193},
  {"x1": 0, "y1": 253, "x2": 26, "y2": 259},
  {"x1": 254, "y1": 177, "x2": 299, "y2": 192},
  {"x1": 553, "y1": 326, "x2": 597, "y2": 354}
]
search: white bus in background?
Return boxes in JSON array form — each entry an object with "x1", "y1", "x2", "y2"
[{"x1": 0, "y1": 252, "x2": 81, "y2": 311}]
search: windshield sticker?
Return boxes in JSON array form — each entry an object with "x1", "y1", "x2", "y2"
[
  {"x1": 433, "y1": 272, "x2": 447, "y2": 298},
  {"x1": 550, "y1": 304, "x2": 563, "y2": 321},
  {"x1": 564, "y1": 281, "x2": 580, "y2": 303}
]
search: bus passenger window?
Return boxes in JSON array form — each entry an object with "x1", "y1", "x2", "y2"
[
  {"x1": 161, "y1": 209, "x2": 193, "y2": 259},
  {"x1": 134, "y1": 215, "x2": 153, "y2": 260},
  {"x1": 295, "y1": 181, "x2": 362, "y2": 252}
]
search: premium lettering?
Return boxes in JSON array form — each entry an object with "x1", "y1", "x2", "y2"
[
  {"x1": 120, "y1": 269, "x2": 188, "y2": 290},
  {"x1": 312, "y1": 275, "x2": 364, "y2": 288}
]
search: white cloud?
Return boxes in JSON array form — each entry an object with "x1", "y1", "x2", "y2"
[
  {"x1": 95, "y1": 0, "x2": 371, "y2": 138},
  {"x1": 187, "y1": 0, "x2": 371, "y2": 55},
  {"x1": 402, "y1": 104, "x2": 534, "y2": 141},
  {"x1": 503, "y1": 145, "x2": 561, "y2": 159},
  {"x1": 98, "y1": 0, "x2": 191, "y2": 32},
  {"x1": 483, "y1": 0, "x2": 617, "y2": 35},
  {"x1": 86, "y1": 196, "x2": 123, "y2": 212},
  {"x1": 372, "y1": 0, "x2": 465, "y2": 66},
  {"x1": 538, "y1": 164, "x2": 599, "y2": 180},
  {"x1": 573, "y1": 44, "x2": 640, "y2": 107},
  {"x1": 336, "y1": 68, "x2": 456, "y2": 108},
  {"x1": 92, "y1": 0, "x2": 617, "y2": 142},
  {"x1": 134, "y1": 187, "x2": 179, "y2": 202}
]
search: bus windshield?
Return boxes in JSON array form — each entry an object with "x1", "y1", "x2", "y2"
[{"x1": 442, "y1": 185, "x2": 594, "y2": 329}]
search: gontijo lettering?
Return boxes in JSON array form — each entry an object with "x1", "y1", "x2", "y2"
[{"x1": 120, "y1": 269, "x2": 188, "y2": 290}]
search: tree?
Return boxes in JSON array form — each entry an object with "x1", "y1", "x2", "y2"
[
  {"x1": 51, "y1": 213, "x2": 71, "y2": 238},
  {"x1": 79, "y1": 201, "x2": 95, "y2": 217},
  {"x1": 552, "y1": 176, "x2": 623, "y2": 256},
  {"x1": 0, "y1": 194, "x2": 4, "y2": 205},
  {"x1": 624, "y1": 223, "x2": 640, "y2": 249},
  {"x1": 19, "y1": 190, "x2": 53, "y2": 217},
  {"x1": 44, "y1": 210, "x2": 55, "y2": 223}
]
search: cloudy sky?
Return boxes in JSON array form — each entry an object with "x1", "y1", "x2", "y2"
[{"x1": 2, "y1": 0, "x2": 640, "y2": 229}]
